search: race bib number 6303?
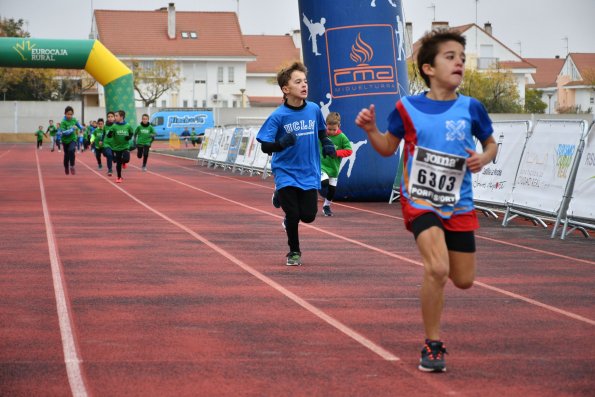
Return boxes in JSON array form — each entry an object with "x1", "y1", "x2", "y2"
[{"x1": 407, "y1": 146, "x2": 467, "y2": 207}]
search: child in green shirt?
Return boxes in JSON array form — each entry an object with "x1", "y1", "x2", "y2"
[
  {"x1": 106, "y1": 110, "x2": 134, "y2": 183},
  {"x1": 35, "y1": 125, "x2": 47, "y2": 150},
  {"x1": 134, "y1": 113, "x2": 156, "y2": 171}
]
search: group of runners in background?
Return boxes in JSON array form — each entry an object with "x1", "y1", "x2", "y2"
[{"x1": 37, "y1": 107, "x2": 156, "y2": 183}]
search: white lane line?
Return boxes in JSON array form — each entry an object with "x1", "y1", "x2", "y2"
[
  {"x1": 140, "y1": 166, "x2": 595, "y2": 327},
  {"x1": 155, "y1": 153, "x2": 595, "y2": 266},
  {"x1": 36, "y1": 151, "x2": 89, "y2": 397},
  {"x1": 81, "y1": 162, "x2": 399, "y2": 362}
]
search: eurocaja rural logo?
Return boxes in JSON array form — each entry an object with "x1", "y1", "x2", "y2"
[
  {"x1": 325, "y1": 24, "x2": 398, "y2": 98},
  {"x1": 13, "y1": 39, "x2": 68, "y2": 62}
]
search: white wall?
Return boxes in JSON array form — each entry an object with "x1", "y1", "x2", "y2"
[
  {"x1": 246, "y1": 74, "x2": 281, "y2": 98},
  {"x1": 574, "y1": 89, "x2": 595, "y2": 113}
]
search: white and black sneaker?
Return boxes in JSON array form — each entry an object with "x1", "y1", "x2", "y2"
[{"x1": 323, "y1": 205, "x2": 333, "y2": 216}]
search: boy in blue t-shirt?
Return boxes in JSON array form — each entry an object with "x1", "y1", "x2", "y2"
[
  {"x1": 257, "y1": 61, "x2": 336, "y2": 266},
  {"x1": 356, "y1": 29, "x2": 497, "y2": 373}
]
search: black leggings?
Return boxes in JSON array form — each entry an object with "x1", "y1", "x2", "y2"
[
  {"x1": 113, "y1": 150, "x2": 130, "y2": 178},
  {"x1": 63, "y1": 141, "x2": 76, "y2": 168},
  {"x1": 278, "y1": 187, "x2": 318, "y2": 253},
  {"x1": 95, "y1": 148, "x2": 103, "y2": 166},
  {"x1": 320, "y1": 179, "x2": 336, "y2": 201},
  {"x1": 137, "y1": 145, "x2": 150, "y2": 166}
]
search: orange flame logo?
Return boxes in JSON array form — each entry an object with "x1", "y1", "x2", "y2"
[{"x1": 349, "y1": 33, "x2": 374, "y2": 65}]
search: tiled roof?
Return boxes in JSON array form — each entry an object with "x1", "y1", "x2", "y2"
[
  {"x1": 243, "y1": 35, "x2": 301, "y2": 73},
  {"x1": 498, "y1": 60, "x2": 537, "y2": 69},
  {"x1": 569, "y1": 53, "x2": 595, "y2": 76},
  {"x1": 524, "y1": 58, "x2": 565, "y2": 89},
  {"x1": 94, "y1": 9, "x2": 255, "y2": 58}
]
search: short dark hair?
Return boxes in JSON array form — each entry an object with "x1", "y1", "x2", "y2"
[
  {"x1": 142, "y1": 113, "x2": 149, "y2": 118},
  {"x1": 277, "y1": 61, "x2": 307, "y2": 90},
  {"x1": 97, "y1": 118, "x2": 104, "y2": 123},
  {"x1": 117, "y1": 110, "x2": 126, "y2": 118},
  {"x1": 417, "y1": 29, "x2": 466, "y2": 88},
  {"x1": 107, "y1": 111, "x2": 115, "y2": 116},
  {"x1": 326, "y1": 111, "x2": 341, "y2": 125},
  {"x1": 64, "y1": 105, "x2": 74, "y2": 114}
]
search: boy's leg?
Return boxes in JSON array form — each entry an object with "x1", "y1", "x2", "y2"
[
  {"x1": 142, "y1": 146, "x2": 150, "y2": 167},
  {"x1": 297, "y1": 188, "x2": 318, "y2": 224},
  {"x1": 279, "y1": 187, "x2": 301, "y2": 253},
  {"x1": 63, "y1": 145, "x2": 69, "y2": 172},
  {"x1": 416, "y1": 225, "x2": 450, "y2": 341},
  {"x1": 114, "y1": 151, "x2": 122, "y2": 178},
  {"x1": 95, "y1": 149, "x2": 103, "y2": 168},
  {"x1": 137, "y1": 146, "x2": 143, "y2": 159},
  {"x1": 104, "y1": 148, "x2": 113, "y2": 174}
]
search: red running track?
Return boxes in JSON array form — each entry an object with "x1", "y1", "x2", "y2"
[{"x1": 0, "y1": 143, "x2": 593, "y2": 397}]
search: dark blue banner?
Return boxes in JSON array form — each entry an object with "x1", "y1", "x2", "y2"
[{"x1": 298, "y1": 0, "x2": 409, "y2": 201}]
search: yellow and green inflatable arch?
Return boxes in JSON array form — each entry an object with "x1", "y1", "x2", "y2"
[{"x1": 0, "y1": 37, "x2": 136, "y2": 126}]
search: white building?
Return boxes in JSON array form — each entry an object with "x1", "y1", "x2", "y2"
[
  {"x1": 92, "y1": 3, "x2": 257, "y2": 109},
  {"x1": 408, "y1": 22, "x2": 536, "y2": 105}
]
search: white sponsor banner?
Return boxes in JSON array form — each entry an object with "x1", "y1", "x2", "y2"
[
  {"x1": 472, "y1": 121, "x2": 529, "y2": 205},
  {"x1": 213, "y1": 128, "x2": 234, "y2": 163},
  {"x1": 197, "y1": 128, "x2": 214, "y2": 160},
  {"x1": 567, "y1": 124, "x2": 595, "y2": 220},
  {"x1": 508, "y1": 120, "x2": 586, "y2": 214},
  {"x1": 234, "y1": 127, "x2": 259, "y2": 168}
]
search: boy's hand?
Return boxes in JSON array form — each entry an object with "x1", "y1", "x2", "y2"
[
  {"x1": 355, "y1": 104, "x2": 377, "y2": 134},
  {"x1": 278, "y1": 132, "x2": 297, "y2": 148},
  {"x1": 321, "y1": 137, "x2": 337, "y2": 158},
  {"x1": 465, "y1": 148, "x2": 487, "y2": 173}
]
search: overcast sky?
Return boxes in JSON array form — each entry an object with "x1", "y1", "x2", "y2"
[{"x1": 2, "y1": 0, "x2": 594, "y2": 59}]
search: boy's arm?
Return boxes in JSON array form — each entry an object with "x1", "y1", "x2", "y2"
[
  {"x1": 466, "y1": 136, "x2": 497, "y2": 173},
  {"x1": 318, "y1": 130, "x2": 337, "y2": 158},
  {"x1": 355, "y1": 104, "x2": 400, "y2": 156},
  {"x1": 335, "y1": 134, "x2": 353, "y2": 158}
]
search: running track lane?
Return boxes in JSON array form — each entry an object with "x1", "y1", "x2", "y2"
[{"x1": 0, "y1": 144, "x2": 593, "y2": 396}]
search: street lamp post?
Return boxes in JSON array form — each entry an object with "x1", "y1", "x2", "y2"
[
  {"x1": 239, "y1": 88, "x2": 246, "y2": 108},
  {"x1": 2, "y1": 88, "x2": 7, "y2": 102},
  {"x1": 547, "y1": 93, "x2": 553, "y2": 114}
]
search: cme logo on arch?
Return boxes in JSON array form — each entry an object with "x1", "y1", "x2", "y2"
[{"x1": 325, "y1": 24, "x2": 398, "y2": 99}]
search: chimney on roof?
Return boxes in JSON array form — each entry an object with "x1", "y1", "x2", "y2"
[
  {"x1": 431, "y1": 21, "x2": 449, "y2": 31},
  {"x1": 484, "y1": 22, "x2": 492, "y2": 36},
  {"x1": 168, "y1": 3, "x2": 176, "y2": 40},
  {"x1": 291, "y1": 29, "x2": 302, "y2": 51}
]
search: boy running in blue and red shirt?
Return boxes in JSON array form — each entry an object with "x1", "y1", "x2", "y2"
[{"x1": 356, "y1": 29, "x2": 497, "y2": 373}]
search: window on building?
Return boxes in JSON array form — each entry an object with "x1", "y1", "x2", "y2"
[
  {"x1": 228, "y1": 67, "x2": 234, "y2": 83},
  {"x1": 193, "y1": 100, "x2": 198, "y2": 107},
  {"x1": 183, "y1": 100, "x2": 188, "y2": 108},
  {"x1": 202, "y1": 100, "x2": 207, "y2": 108},
  {"x1": 222, "y1": 100, "x2": 229, "y2": 108},
  {"x1": 161, "y1": 100, "x2": 167, "y2": 107},
  {"x1": 591, "y1": 96, "x2": 594, "y2": 104},
  {"x1": 217, "y1": 67, "x2": 224, "y2": 83}
]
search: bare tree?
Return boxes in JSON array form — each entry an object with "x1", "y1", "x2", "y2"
[{"x1": 131, "y1": 60, "x2": 183, "y2": 107}]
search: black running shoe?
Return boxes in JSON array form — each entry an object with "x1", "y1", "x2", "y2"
[
  {"x1": 323, "y1": 205, "x2": 333, "y2": 216},
  {"x1": 418, "y1": 339, "x2": 447, "y2": 372}
]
